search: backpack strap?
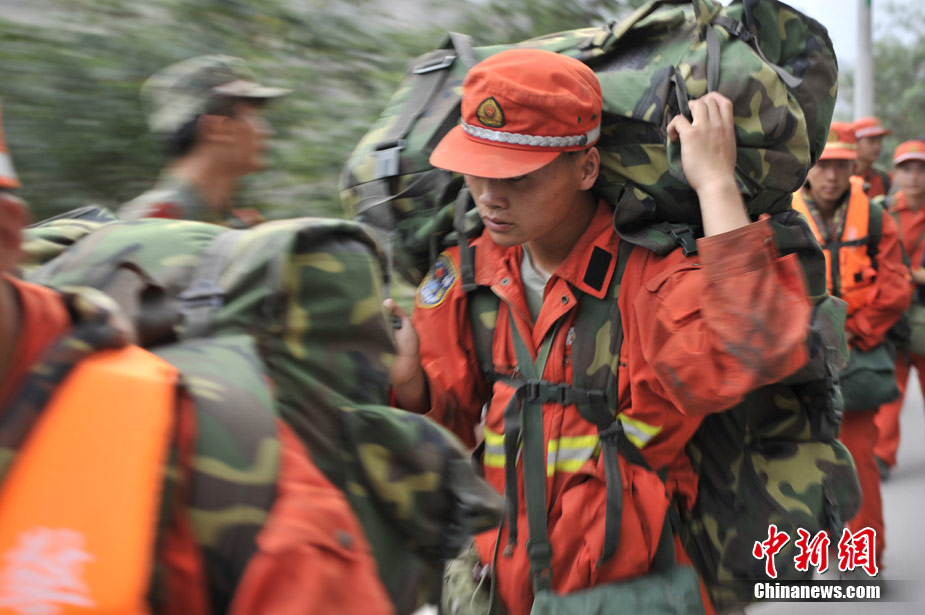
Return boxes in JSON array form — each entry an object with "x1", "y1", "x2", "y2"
[
  {"x1": 867, "y1": 197, "x2": 884, "y2": 270},
  {"x1": 177, "y1": 229, "x2": 247, "y2": 339}
]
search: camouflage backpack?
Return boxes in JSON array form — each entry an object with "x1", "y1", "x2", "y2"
[
  {"x1": 24, "y1": 216, "x2": 503, "y2": 614},
  {"x1": 340, "y1": 0, "x2": 839, "y2": 286}
]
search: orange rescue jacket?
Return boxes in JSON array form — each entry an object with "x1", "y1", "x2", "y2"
[
  {"x1": 793, "y1": 181, "x2": 878, "y2": 315},
  {"x1": 0, "y1": 346, "x2": 177, "y2": 615}
]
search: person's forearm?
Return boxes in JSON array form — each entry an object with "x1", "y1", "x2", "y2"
[
  {"x1": 392, "y1": 359, "x2": 430, "y2": 414},
  {"x1": 696, "y1": 177, "x2": 751, "y2": 237}
]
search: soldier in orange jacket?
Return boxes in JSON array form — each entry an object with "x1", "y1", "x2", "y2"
[
  {"x1": 792, "y1": 123, "x2": 912, "y2": 563},
  {"x1": 875, "y1": 140, "x2": 925, "y2": 477},
  {"x1": 852, "y1": 116, "x2": 893, "y2": 199},
  {"x1": 387, "y1": 49, "x2": 812, "y2": 615},
  {"x1": 0, "y1": 102, "x2": 392, "y2": 615}
]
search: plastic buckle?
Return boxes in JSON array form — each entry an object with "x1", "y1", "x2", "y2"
[
  {"x1": 412, "y1": 54, "x2": 456, "y2": 74},
  {"x1": 523, "y1": 380, "x2": 542, "y2": 402},
  {"x1": 178, "y1": 282, "x2": 226, "y2": 311},
  {"x1": 598, "y1": 420, "x2": 624, "y2": 443},
  {"x1": 669, "y1": 227, "x2": 699, "y2": 256},
  {"x1": 373, "y1": 139, "x2": 406, "y2": 179}
]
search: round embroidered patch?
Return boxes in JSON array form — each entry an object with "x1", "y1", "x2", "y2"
[
  {"x1": 476, "y1": 97, "x2": 505, "y2": 128},
  {"x1": 416, "y1": 254, "x2": 459, "y2": 309}
]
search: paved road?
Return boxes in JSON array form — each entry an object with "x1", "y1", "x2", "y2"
[{"x1": 749, "y1": 370, "x2": 925, "y2": 614}]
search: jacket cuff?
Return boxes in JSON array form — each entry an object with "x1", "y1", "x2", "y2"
[{"x1": 697, "y1": 218, "x2": 776, "y2": 282}]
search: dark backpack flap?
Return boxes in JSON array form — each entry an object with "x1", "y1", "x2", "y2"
[{"x1": 839, "y1": 343, "x2": 901, "y2": 411}]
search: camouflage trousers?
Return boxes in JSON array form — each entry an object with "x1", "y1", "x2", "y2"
[{"x1": 442, "y1": 542, "x2": 504, "y2": 615}]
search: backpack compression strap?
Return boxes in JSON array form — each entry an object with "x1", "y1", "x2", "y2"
[{"x1": 501, "y1": 240, "x2": 639, "y2": 592}]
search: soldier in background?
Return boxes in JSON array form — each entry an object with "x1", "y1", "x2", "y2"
[
  {"x1": 118, "y1": 55, "x2": 289, "y2": 227},
  {"x1": 791, "y1": 123, "x2": 912, "y2": 564},
  {"x1": 875, "y1": 140, "x2": 925, "y2": 479},
  {"x1": 1, "y1": 100, "x2": 392, "y2": 615},
  {"x1": 852, "y1": 116, "x2": 893, "y2": 199}
]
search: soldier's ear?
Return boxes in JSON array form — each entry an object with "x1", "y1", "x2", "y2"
[
  {"x1": 578, "y1": 147, "x2": 600, "y2": 191},
  {"x1": 196, "y1": 113, "x2": 234, "y2": 145},
  {"x1": 0, "y1": 191, "x2": 27, "y2": 273}
]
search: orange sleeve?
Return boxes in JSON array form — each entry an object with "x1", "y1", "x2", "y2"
[
  {"x1": 410, "y1": 251, "x2": 489, "y2": 448},
  {"x1": 632, "y1": 218, "x2": 811, "y2": 417},
  {"x1": 229, "y1": 420, "x2": 393, "y2": 615},
  {"x1": 846, "y1": 209, "x2": 913, "y2": 350}
]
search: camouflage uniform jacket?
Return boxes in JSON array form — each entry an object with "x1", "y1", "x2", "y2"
[
  {"x1": 410, "y1": 200, "x2": 811, "y2": 615},
  {"x1": 117, "y1": 171, "x2": 264, "y2": 228}
]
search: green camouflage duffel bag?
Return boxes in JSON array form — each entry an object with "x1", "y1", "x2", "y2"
[
  {"x1": 340, "y1": 0, "x2": 837, "y2": 285},
  {"x1": 25, "y1": 216, "x2": 503, "y2": 614}
]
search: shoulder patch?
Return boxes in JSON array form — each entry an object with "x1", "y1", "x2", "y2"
[{"x1": 416, "y1": 254, "x2": 458, "y2": 309}]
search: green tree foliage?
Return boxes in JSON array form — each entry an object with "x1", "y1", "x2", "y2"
[
  {"x1": 0, "y1": 0, "x2": 634, "y2": 220},
  {"x1": 870, "y1": 0, "x2": 925, "y2": 163}
]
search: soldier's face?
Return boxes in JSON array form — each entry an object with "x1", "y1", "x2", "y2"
[
  {"x1": 895, "y1": 160, "x2": 925, "y2": 202},
  {"x1": 857, "y1": 136, "x2": 883, "y2": 163},
  {"x1": 806, "y1": 159, "x2": 854, "y2": 208},
  {"x1": 228, "y1": 101, "x2": 272, "y2": 174},
  {"x1": 465, "y1": 148, "x2": 599, "y2": 250}
]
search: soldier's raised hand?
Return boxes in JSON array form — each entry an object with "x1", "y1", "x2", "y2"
[{"x1": 667, "y1": 92, "x2": 750, "y2": 236}]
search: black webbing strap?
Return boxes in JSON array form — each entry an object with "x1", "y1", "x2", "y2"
[{"x1": 178, "y1": 230, "x2": 245, "y2": 339}]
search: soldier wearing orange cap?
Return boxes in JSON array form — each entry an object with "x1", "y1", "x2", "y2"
[
  {"x1": 792, "y1": 122, "x2": 912, "y2": 563},
  {"x1": 874, "y1": 140, "x2": 925, "y2": 478},
  {"x1": 387, "y1": 48, "x2": 813, "y2": 615},
  {"x1": 852, "y1": 117, "x2": 893, "y2": 199}
]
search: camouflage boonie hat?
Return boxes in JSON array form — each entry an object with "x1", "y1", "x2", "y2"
[{"x1": 142, "y1": 54, "x2": 291, "y2": 135}]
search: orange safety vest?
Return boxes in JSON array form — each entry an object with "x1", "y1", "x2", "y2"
[
  {"x1": 793, "y1": 180, "x2": 878, "y2": 315},
  {"x1": 0, "y1": 346, "x2": 178, "y2": 615}
]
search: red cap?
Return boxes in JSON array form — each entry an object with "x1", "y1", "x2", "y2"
[
  {"x1": 853, "y1": 116, "x2": 891, "y2": 139},
  {"x1": 819, "y1": 122, "x2": 858, "y2": 161},
  {"x1": 0, "y1": 102, "x2": 21, "y2": 190},
  {"x1": 894, "y1": 140, "x2": 925, "y2": 165},
  {"x1": 429, "y1": 49, "x2": 602, "y2": 179}
]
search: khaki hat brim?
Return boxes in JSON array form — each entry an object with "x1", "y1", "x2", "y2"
[
  {"x1": 213, "y1": 80, "x2": 291, "y2": 99},
  {"x1": 430, "y1": 125, "x2": 562, "y2": 179}
]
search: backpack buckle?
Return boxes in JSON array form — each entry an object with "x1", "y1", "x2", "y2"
[
  {"x1": 669, "y1": 226, "x2": 699, "y2": 256},
  {"x1": 412, "y1": 54, "x2": 456, "y2": 74},
  {"x1": 373, "y1": 139, "x2": 406, "y2": 179},
  {"x1": 178, "y1": 282, "x2": 226, "y2": 311}
]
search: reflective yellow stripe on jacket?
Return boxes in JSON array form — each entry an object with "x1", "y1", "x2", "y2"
[{"x1": 482, "y1": 413, "x2": 662, "y2": 476}]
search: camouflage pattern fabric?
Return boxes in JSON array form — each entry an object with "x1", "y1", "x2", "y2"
[
  {"x1": 18, "y1": 205, "x2": 117, "y2": 277},
  {"x1": 154, "y1": 335, "x2": 280, "y2": 614},
  {"x1": 340, "y1": 0, "x2": 837, "y2": 286},
  {"x1": 23, "y1": 216, "x2": 503, "y2": 613},
  {"x1": 141, "y1": 54, "x2": 290, "y2": 136},
  {"x1": 117, "y1": 171, "x2": 264, "y2": 228}
]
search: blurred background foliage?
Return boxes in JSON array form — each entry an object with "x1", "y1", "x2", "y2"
[
  {"x1": 3, "y1": 0, "x2": 922, "y2": 221},
  {"x1": 0, "y1": 0, "x2": 636, "y2": 221}
]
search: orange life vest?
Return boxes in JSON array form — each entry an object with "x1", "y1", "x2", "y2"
[
  {"x1": 0, "y1": 346, "x2": 178, "y2": 615},
  {"x1": 792, "y1": 180, "x2": 878, "y2": 315}
]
